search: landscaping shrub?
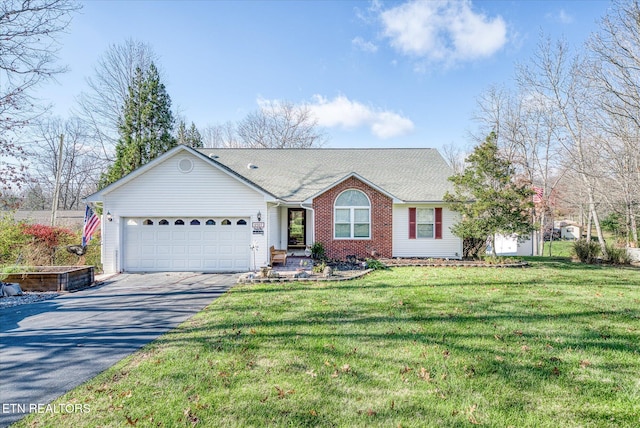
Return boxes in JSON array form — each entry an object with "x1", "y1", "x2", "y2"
[
  {"x1": 310, "y1": 241, "x2": 326, "y2": 261},
  {"x1": 0, "y1": 213, "x2": 28, "y2": 265},
  {"x1": 604, "y1": 243, "x2": 631, "y2": 265},
  {"x1": 312, "y1": 261, "x2": 327, "y2": 274},
  {"x1": 20, "y1": 223, "x2": 76, "y2": 266},
  {"x1": 365, "y1": 258, "x2": 388, "y2": 270},
  {"x1": 0, "y1": 216, "x2": 103, "y2": 271},
  {"x1": 572, "y1": 239, "x2": 601, "y2": 263}
]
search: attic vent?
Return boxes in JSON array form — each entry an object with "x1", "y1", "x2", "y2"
[
  {"x1": 209, "y1": 154, "x2": 219, "y2": 159},
  {"x1": 247, "y1": 163, "x2": 258, "y2": 169},
  {"x1": 178, "y1": 158, "x2": 193, "y2": 173}
]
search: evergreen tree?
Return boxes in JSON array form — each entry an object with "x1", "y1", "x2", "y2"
[
  {"x1": 176, "y1": 120, "x2": 203, "y2": 148},
  {"x1": 186, "y1": 122, "x2": 203, "y2": 148},
  {"x1": 444, "y1": 132, "x2": 535, "y2": 257},
  {"x1": 100, "y1": 63, "x2": 176, "y2": 187}
]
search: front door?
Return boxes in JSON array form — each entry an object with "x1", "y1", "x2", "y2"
[{"x1": 287, "y1": 208, "x2": 306, "y2": 249}]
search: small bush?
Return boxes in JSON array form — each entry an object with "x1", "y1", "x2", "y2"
[
  {"x1": 0, "y1": 213, "x2": 30, "y2": 264},
  {"x1": 604, "y1": 243, "x2": 631, "y2": 265},
  {"x1": 310, "y1": 242, "x2": 326, "y2": 261},
  {"x1": 573, "y1": 239, "x2": 601, "y2": 263},
  {"x1": 365, "y1": 258, "x2": 388, "y2": 270},
  {"x1": 312, "y1": 261, "x2": 327, "y2": 274},
  {"x1": 481, "y1": 255, "x2": 514, "y2": 265}
]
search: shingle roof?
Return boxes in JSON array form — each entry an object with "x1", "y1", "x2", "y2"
[{"x1": 197, "y1": 148, "x2": 454, "y2": 202}]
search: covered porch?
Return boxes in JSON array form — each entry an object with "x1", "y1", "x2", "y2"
[{"x1": 267, "y1": 204, "x2": 314, "y2": 255}]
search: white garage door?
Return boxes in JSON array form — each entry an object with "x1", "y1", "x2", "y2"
[{"x1": 123, "y1": 217, "x2": 250, "y2": 272}]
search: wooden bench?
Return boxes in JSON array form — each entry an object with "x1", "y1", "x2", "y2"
[{"x1": 270, "y1": 245, "x2": 288, "y2": 266}]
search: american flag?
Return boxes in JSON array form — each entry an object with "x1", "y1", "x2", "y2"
[
  {"x1": 532, "y1": 186, "x2": 544, "y2": 204},
  {"x1": 82, "y1": 205, "x2": 101, "y2": 247}
]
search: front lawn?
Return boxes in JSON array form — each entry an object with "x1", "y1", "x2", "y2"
[{"x1": 16, "y1": 261, "x2": 640, "y2": 427}]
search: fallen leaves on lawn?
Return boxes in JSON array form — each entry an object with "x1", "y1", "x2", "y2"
[
  {"x1": 183, "y1": 407, "x2": 199, "y2": 425},
  {"x1": 468, "y1": 404, "x2": 480, "y2": 424},
  {"x1": 125, "y1": 415, "x2": 138, "y2": 426},
  {"x1": 275, "y1": 386, "x2": 295, "y2": 399},
  {"x1": 418, "y1": 367, "x2": 433, "y2": 382},
  {"x1": 580, "y1": 360, "x2": 591, "y2": 368}
]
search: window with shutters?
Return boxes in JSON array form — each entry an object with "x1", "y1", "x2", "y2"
[
  {"x1": 416, "y1": 208, "x2": 434, "y2": 238},
  {"x1": 409, "y1": 207, "x2": 442, "y2": 239}
]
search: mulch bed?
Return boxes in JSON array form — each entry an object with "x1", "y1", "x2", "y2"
[{"x1": 379, "y1": 258, "x2": 529, "y2": 268}]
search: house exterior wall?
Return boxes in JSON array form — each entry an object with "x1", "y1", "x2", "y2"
[
  {"x1": 313, "y1": 176, "x2": 393, "y2": 260},
  {"x1": 392, "y1": 205, "x2": 462, "y2": 258},
  {"x1": 101, "y1": 151, "x2": 268, "y2": 273}
]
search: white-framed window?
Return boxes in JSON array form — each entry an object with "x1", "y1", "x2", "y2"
[
  {"x1": 334, "y1": 189, "x2": 370, "y2": 239},
  {"x1": 417, "y1": 208, "x2": 435, "y2": 238}
]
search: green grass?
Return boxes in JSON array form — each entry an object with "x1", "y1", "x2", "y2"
[
  {"x1": 16, "y1": 261, "x2": 640, "y2": 427},
  {"x1": 540, "y1": 239, "x2": 574, "y2": 258}
]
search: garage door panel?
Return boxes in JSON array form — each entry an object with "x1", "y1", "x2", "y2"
[
  {"x1": 157, "y1": 231, "x2": 171, "y2": 240},
  {"x1": 172, "y1": 231, "x2": 187, "y2": 241},
  {"x1": 188, "y1": 231, "x2": 202, "y2": 240},
  {"x1": 203, "y1": 246, "x2": 217, "y2": 255},
  {"x1": 124, "y1": 217, "x2": 250, "y2": 272}
]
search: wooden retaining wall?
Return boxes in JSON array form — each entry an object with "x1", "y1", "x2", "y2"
[{"x1": 3, "y1": 266, "x2": 95, "y2": 292}]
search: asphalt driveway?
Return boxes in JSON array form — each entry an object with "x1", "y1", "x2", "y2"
[{"x1": 0, "y1": 272, "x2": 237, "y2": 427}]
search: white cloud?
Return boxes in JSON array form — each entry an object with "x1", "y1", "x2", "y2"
[
  {"x1": 309, "y1": 95, "x2": 414, "y2": 139},
  {"x1": 352, "y1": 36, "x2": 378, "y2": 53},
  {"x1": 379, "y1": 0, "x2": 507, "y2": 66},
  {"x1": 546, "y1": 9, "x2": 573, "y2": 24}
]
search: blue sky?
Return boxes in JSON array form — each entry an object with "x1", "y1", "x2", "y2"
[{"x1": 40, "y1": 0, "x2": 611, "y2": 151}]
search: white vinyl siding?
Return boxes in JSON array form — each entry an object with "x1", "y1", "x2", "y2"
[
  {"x1": 393, "y1": 204, "x2": 462, "y2": 258},
  {"x1": 101, "y1": 152, "x2": 268, "y2": 273}
]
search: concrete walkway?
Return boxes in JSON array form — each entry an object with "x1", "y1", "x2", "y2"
[{"x1": 0, "y1": 272, "x2": 237, "y2": 427}]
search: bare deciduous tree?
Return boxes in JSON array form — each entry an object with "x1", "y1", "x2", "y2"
[
  {"x1": 25, "y1": 116, "x2": 102, "y2": 210},
  {"x1": 587, "y1": 0, "x2": 640, "y2": 246},
  {"x1": 237, "y1": 100, "x2": 327, "y2": 148},
  {"x1": 519, "y1": 35, "x2": 607, "y2": 254},
  {"x1": 76, "y1": 38, "x2": 159, "y2": 161},
  {"x1": 0, "y1": 0, "x2": 79, "y2": 203},
  {"x1": 201, "y1": 121, "x2": 241, "y2": 148}
]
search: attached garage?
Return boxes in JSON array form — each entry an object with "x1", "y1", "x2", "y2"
[{"x1": 123, "y1": 217, "x2": 251, "y2": 272}]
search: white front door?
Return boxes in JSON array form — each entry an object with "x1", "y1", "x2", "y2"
[{"x1": 123, "y1": 217, "x2": 250, "y2": 272}]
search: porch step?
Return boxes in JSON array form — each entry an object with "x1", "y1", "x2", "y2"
[{"x1": 271, "y1": 256, "x2": 314, "y2": 271}]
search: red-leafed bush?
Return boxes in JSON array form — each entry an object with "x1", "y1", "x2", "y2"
[{"x1": 21, "y1": 224, "x2": 75, "y2": 247}]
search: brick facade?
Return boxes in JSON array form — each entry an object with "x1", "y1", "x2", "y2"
[{"x1": 313, "y1": 176, "x2": 393, "y2": 260}]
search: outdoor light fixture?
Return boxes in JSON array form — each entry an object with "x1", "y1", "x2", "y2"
[
  {"x1": 257, "y1": 210, "x2": 262, "y2": 221},
  {"x1": 106, "y1": 211, "x2": 113, "y2": 222}
]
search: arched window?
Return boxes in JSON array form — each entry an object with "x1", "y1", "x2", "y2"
[
  {"x1": 334, "y1": 189, "x2": 370, "y2": 239},
  {"x1": 159, "y1": 219, "x2": 169, "y2": 225},
  {"x1": 175, "y1": 219, "x2": 185, "y2": 225},
  {"x1": 236, "y1": 219, "x2": 247, "y2": 225},
  {"x1": 190, "y1": 219, "x2": 201, "y2": 225},
  {"x1": 205, "y1": 219, "x2": 216, "y2": 226},
  {"x1": 221, "y1": 219, "x2": 231, "y2": 225},
  {"x1": 143, "y1": 219, "x2": 154, "y2": 225}
]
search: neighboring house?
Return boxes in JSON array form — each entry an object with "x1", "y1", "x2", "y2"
[{"x1": 85, "y1": 145, "x2": 462, "y2": 274}]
